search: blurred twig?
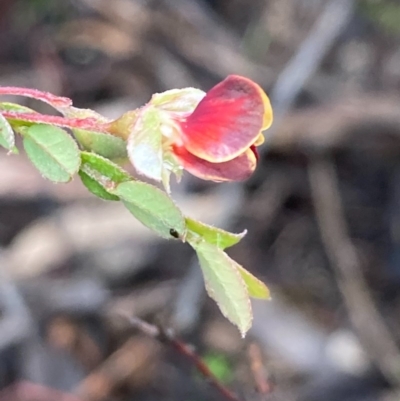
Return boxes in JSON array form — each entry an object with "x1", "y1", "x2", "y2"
[
  {"x1": 247, "y1": 342, "x2": 273, "y2": 396},
  {"x1": 308, "y1": 157, "x2": 400, "y2": 390},
  {"x1": 123, "y1": 314, "x2": 244, "y2": 401},
  {"x1": 78, "y1": 335, "x2": 160, "y2": 401},
  {"x1": 270, "y1": 0, "x2": 355, "y2": 120},
  {"x1": 0, "y1": 381, "x2": 83, "y2": 401},
  {"x1": 270, "y1": 93, "x2": 400, "y2": 152}
]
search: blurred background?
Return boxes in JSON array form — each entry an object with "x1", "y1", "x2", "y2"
[{"x1": 1, "y1": 0, "x2": 400, "y2": 400}]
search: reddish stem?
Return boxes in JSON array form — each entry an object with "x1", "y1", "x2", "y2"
[
  {"x1": 0, "y1": 86, "x2": 72, "y2": 108},
  {"x1": 124, "y1": 315, "x2": 243, "y2": 401},
  {"x1": 1, "y1": 111, "x2": 109, "y2": 132}
]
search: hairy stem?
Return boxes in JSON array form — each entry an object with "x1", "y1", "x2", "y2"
[
  {"x1": 0, "y1": 86, "x2": 72, "y2": 108},
  {"x1": 2, "y1": 111, "x2": 109, "y2": 132}
]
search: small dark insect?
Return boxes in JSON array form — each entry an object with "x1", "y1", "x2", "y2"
[{"x1": 169, "y1": 228, "x2": 179, "y2": 238}]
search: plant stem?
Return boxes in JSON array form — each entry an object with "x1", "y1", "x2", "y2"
[
  {"x1": 122, "y1": 314, "x2": 244, "y2": 401},
  {"x1": 1, "y1": 111, "x2": 109, "y2": 132},
  {"x1": 0, "y1": 86, "x2": 72, "y2": 108}
]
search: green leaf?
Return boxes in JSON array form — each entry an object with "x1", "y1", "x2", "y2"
[
  {"x1": 80, "y1": 152, "x2": 131, "y2": 183},
  {"x1": 79, "y1": 152, "x2": 132, "y2": 201},
  {"x1": 73, "y1": 129, "x2": 127, "y2": 160},
  {"x1": 202, "y1": 353, "x2": 233, "y2": 383},
  {"x1": 62, "y1": 108, "x2": 127, "y2": 159},
  {"x1": 79, "y1": 170, "x2": 120, "y2": 201},
  {"x1": 0, "y1": 112, "x2": 15, "y2": 151},
  {"x1": 111, "y1": 181, "x2": 186, "y2": 239},
  {"x1": 185, "y1": 217, "x2": 246, "y2": 249},
  {"x1": 236, "y1": 265, "x2": 270, "y2": 299},
  {"x1": 0, "y1": 103, "x2": 37, "y2": 137},
  {"x1": 189, "y1": 239, "x2": 252, "y2": 337},
  {"x1": 127, "y1": 107, "x2": 163, "y2": 182},
  {"x1": 62, "y1": 106, "x2": 105, "y2": 120},
  {"x1": 23, "y1": 124, "x2": 80, "y2": 183},
  {"x1": 0, "y1": 102, "x2": 36, "y2": 113}
]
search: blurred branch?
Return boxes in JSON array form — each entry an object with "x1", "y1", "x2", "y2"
[
  {"x1": 308, "y1": 157, "x2": 400, "y2": 390},
  {"x1": 78, "y1": 336, "x2": 160, "y2": 401},
  {"x1": 270, "y1": 0, "x2": 355, "y2": 120},
  {"x1": 123, "y1": 314, "x2": 244, "y2": 401},
  {"x1": 271, "y1": 93, "x2": 400, "y2": 152},
  {"x1": 247, "y1": 342, "x2": 273, "y2": 396}
]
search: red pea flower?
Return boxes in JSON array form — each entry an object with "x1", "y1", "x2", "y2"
[{"x1": 170, "y1": 75, "x2": 273, "y2": 182}]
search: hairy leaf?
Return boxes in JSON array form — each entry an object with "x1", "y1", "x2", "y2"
[
  {"x1": 0, "y1": 112, "x2": 15, "y2": 150},
  {"x1": 79, "y1": 152, "x2": 131, "y2": 201},
  {"x1": 186, "y1": 217, "x2": 246, "y2": 249},
  {"x1": 111, "y1": 181, "x2": 186, "y2": 239},
  {"x1": 23, "y1": 124, "x2": 80, "y2": 182},
  {"x1": 73, "y1": 129, "x2": 127, "y2": 160},
  {"x1": 189, "y1": 238, "x2": 252, "y2": 337},
  {"x1": 236, "y1": 265, "x2": 270, "y2": 299},
  {"x1": 0, "y1": 102, "x2": 36, "y2": 113},
  {"x1": 80, "y1": 152, "x2": 131, "y2": 182},
  {"x1": 79, "y1": 170, "x2": 120, "y2": 201}
]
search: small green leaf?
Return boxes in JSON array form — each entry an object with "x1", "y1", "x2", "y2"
[
  {"x1": 79, "y1": 152, "x2": 132, "y2": 201},
  {"x1": 202, "y1": 353, "x2": 233, "y2": 383},
  {"x1": 0, "y1": 113, "x2": 15, "y2": 150},
  {"x1": 62, "y1": 106, "x2": 105, "y2": 120},
  {"x1": 189, "y1": 239, "x2": 252, "y2": 337},
  {"x1": 73, "y1": 129, "x2": 127, "y2": 160},
  {"x1": 111, "y1": 181, "x2": 186, "y2": 239},
  {"x1": 0, "y1": 103, "x2": 37, "y2": 136},
  {"x1": 236, "y1": 265, "x2": 270, "y2": 299},
  {"x1": 62, "y1": 108, "x2": 127, "y2": 159},
  {"x1": 80, "y1": 152, "x2": 131, "y2": 183},
  {"x1": 23, "y1": 124, "x2": 80, "y2": 183},
  {"x1": 127, "y1": 107, "x2": 163, "y2": 182},
  {"x1": 79, "y1": 170, "x2": 120, "y2": 201},
  {"x1": 185, "y1": 217, "x2": 246, "y2": 249},
  {"x1": 0, "y1": 102, "x2": 36, "y2": 113}
]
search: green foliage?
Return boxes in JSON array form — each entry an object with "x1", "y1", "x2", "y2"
[
  {"x1": 236, "y1": 265, "x2": 270, "y2": 299},
  {"x1": 64, "y1": 106, "x2": 129, "y2": 160},
  {"x1": 111, "y1": 181, "x2": 186, "y2": 239},
  {"x1": 73, "y1": 129, "x2": 127, "y2": 160},
  {"x1": 22, "y1": 124, "x2": 80, "y2": 182},
  {"x1": 186, "y1": 217, "x2": 246, "y2": 249},
  {"x1": 79, "y1": 170, "x2": 120, "y2": 201},
  {"x1": 202, "y1": 353, "x2": 233, "y2": 383},
  {"x1": 80, "y1": 152, "x2": 131, "y2": 183},
  {"x1": 0, "y1": 84, "x2": 272, "y2": 336},
  {"x1": 0, "y1": 113, "x2": 15, "y2": 151},
  {"x1": 0, "y1": 102, "x2": 36, "y2": 113},
  {"x1": 0, "y1": 103, "x2": 37, "y2": 135},
  {"x1": 189, "y1": 237, "x2": 252, "y2": 337},
  {"x1": 360, "y1": 0, "x2": 400, "y2": 35},
  {"x1": 79, "y1": 152, "x2": 132, "y2": 201}
]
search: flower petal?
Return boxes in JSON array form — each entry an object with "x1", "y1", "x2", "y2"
[
  {"x1": 179, "y1": 75, "x2": 272, "y2": 163},
  {"x1": 172, "y1": 145, "x2": 257, "y2": 182}
]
